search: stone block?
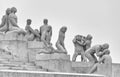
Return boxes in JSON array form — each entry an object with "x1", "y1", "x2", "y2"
[
  {"x1": 35, "y1": 59, "x2": 72, "y2": 72},
  {"x1": 0, "y1": 40, "x2": 28, "y2": 62},
  {"x1": 72, "y1": 62, "x2": 94, "y2": 73},
  {"x1": 0, "y1": 32, "x2": 5, "y2": 40},
  {"x1": 27, "y1": 41, "x2": 45, "y2": 49},
  {"x1": 97, "y1": 64, "x2": 112, "y2": 77},
  {"x1": 36, "y1": 53, "x2": 70, "y2": 61},
  {"x1": 4, "y1": 31, "x2": 18, "y2": 40}
]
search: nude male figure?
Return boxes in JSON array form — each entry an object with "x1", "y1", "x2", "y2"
[
  {"x1": 84, "y1": 34, "x2": 93, "y2": 51},
  {"x1": 56, "y1": 26, "x2": 67, "y2": 54},
  {"x1": 8, "y1": 7, "x2": 20, "y2": 31},
  {"x1": 0, "y1": 8, "x2": 11, "y2": 32},
  {"x1": 40, "y1": 19, "x2": 52, "y2": 43},
  {"x1": 41, "y1": 26, "x2": 52, "y2": 46},
  {"x1": 85, "y1": 43, "x2": 109, "y2": 63},
  {"x1": 24, "y1": 19, "x2": 40, "y2": 41},
  {"x1": 72, "y1": 35, "x2": 87, "y2": 62}
]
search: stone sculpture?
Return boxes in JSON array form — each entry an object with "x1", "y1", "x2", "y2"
[
  {"x1": 40, "y1": 19, "x2": 52, "y2": 45},
  {"x1": 24, "y1": 19, "x2": 40, "y2": 41},
  {"x1": 84, "y1": 34, "x2": 93, "y2": 51},
  {"x1": 72, "y1": 35, "x2": 87, "y2": 62},
  {"x1": 88, "y1": 49, "x2": 112, "y2": 73},
  {"x1": 0, "y1": 8, "x2": 11, "y2": 32},
  {"x1": 55, "y1": 26, "x2": 67, "y2": 54},
  {"x1": 85, "y1": 43, "x2": 109, "y2": 63},
  {"x1": 8, "y1": 7, "x2": 20, "y2": 31},
  {"x1": 41, "y1": 26, "x2": 52, "y2": 46}
]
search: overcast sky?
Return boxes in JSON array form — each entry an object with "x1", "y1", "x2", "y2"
[{"x1": 0, "y1": 0, "x2": 120, "y2": 63}]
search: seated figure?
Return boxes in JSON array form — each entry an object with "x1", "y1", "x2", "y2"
[
  {"x1": 5, "y1": 7, "x2": 26, "y2": 36},
  {"x1": 24, "y1": 19, "x2": 40, "y2": 41},
  {"x1": 40, "y1": 19, "x2": 52, "y2": 45},
  {"x1": 41, "y1": 26, "x2": 52, "y2": 46},
  {"x1": 0, "y1": 8, "x2": 11, "y2": 33}
]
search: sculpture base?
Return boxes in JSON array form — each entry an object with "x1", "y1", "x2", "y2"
[
  {"x1": 35, "y1": 53, "x2": 72, "y2": 72},
  {"x1": 0, "y1": 70, "x2": 104, "y2": 77}
]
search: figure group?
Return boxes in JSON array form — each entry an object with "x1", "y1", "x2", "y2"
[
  {"x1": 0, "y1": 7, "x2": 24, "y2": 33},
  {"x1": 72, "y1": 34, "x2": 112, "y2": 73},
  {"x1": 72, "y1": 34, "x2": 92, "y2": 62},
  {"x1": 0, "y1": 7, "x2": 112, "y2": 63},
  {"x1": 0, "y1": 7, "x2": 68, "y2": 54}
]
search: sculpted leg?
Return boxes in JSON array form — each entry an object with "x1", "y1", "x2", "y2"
[
  {"x1": 72, "y1": 52, "x2": 78, "y2": 62},
  {"x1": 88, "y1": 63, "x2": 98, "y2": 73},
  {"x1": 56, "y1": 42, "x2": 67, "y2": 54},
  {"x1": 85, "y1": 51, "x2": 96, "y2": 63},
  {"x1": 80, "y1": 50, "x2": 87, "y2": 62}
]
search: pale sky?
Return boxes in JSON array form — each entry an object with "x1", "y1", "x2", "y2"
[{"x1": 0, "y1": 0, "x2": 120, "y2": 63}]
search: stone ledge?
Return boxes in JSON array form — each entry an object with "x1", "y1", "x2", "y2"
[
  {"x1": 36, "y1": 53, "x2": 70, "y2": 61},
  {"x1": 0, "y1": 70, "x2": 104, "y2": 77},
  {"x1": 27, "y1": 41, "x2": 45, "y2": 49}
]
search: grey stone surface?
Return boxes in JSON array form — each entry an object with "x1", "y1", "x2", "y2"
[
  {"x1": 35, "y1": 59, "x2": 72, "y2": 72},
  {"x1": 72, "y1": 62, "x2": 94, "y2": 73},
  {"x1": 27, "y1": 41, "x2": 45, "y2": 49},
  {"x1": 112, "y1": 63, "x2": 120, "y2": 77},
  {"x1": 97, "y1": 64, "x2": 112, "y2": 77},
  {"x1": 0, "y1": 70, "x2": 104, "y2": 77},
  {"x1": 36, "y1": 53, "x2": 70, "y2": 61}
]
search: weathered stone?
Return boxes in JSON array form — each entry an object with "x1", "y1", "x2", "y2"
[
  {"x1": 97, "y1": 64, "x2": 112, "y2": 77},
  {"x1": 4, "y1": 31, "x2": 18, "y2": 40},
  {"x1": 0, "y1": 33, "x2": 5, "y2": 40},
  {"x1": 36, "y1": 53, "x2": 70, "y2": 61},
  {"x1": 0, "y1": 70, "x2": 105, "y2": 77},
  {"x1": 72, "y1": 62, "x2": 94, "y2": 73},
  {"x1": 27, "y1": 41, "x2": 45, "y2": 49},
  {"x1": 35, "y1": 59, "x2": 72, "y2": 72}
]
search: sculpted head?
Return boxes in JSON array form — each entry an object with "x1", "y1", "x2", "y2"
[
  {"x1": 11, "y1": 7, "x2": 17, "y2": 13},
  {"x1": 104, "y1": 49, "x2": 110, "y2": 55},
  {"x1": 60, "y1": 26, "x2": 67, "y2": 33},
  {"x1": 75, "y1": 35, "x2": 82, "y2": 41},
  {"x1": 27, "y1": 19, "x2": 32, "y2": 25},
  {"x1": 43, "y1": 19, "x2": 48, "y2": 25},
  {"x1": 86, "y1": 34, "x2": 92, "y2": 40},
  {"x1": 6, "y1": 8, "x2": 11, "y2": 15},
  {"x1": 102, "y1": 43, "x2": 109, "y2": 50}
]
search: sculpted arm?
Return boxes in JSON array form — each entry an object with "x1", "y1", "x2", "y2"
[{"x1": 28, "y1": 26, "x2": 40, "y2": 37}]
